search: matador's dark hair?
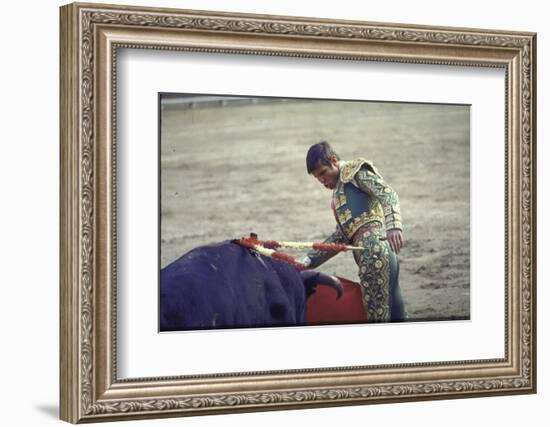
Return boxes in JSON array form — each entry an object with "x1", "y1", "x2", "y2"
[{"x1": 306, "y1": 141, "x2": 340, "y2": 174}]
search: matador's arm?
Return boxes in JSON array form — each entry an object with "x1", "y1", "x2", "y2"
[
  {"x1": 300, "y1": 227, "x2": 347, "y2": 269},
  {"x1": 355, "y1": 166, "x2": 403, "y2": 231}
]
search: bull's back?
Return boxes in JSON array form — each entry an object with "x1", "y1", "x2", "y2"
[{"x1": 160, "y1": 241, "x2": 306, "y2": 331}]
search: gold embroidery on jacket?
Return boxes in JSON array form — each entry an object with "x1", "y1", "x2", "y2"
[
  {"x1": 340, "y1": 158, "x2": 379, "y2": 183},
  {"x1": 333, "y1": 179, "x2": 385, "y2": 239}
]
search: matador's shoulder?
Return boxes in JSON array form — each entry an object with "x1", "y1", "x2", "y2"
[{"x1": 340, "y1": 158, "x2": 380, "y2": 183}]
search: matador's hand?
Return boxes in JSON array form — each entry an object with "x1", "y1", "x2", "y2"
[{"x1": 386, "y1": 229, "x2": 404, "y2": 254}]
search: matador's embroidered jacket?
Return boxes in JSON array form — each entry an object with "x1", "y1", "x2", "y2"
[{"x1": 305, "y1": 158, "x2": 402, "y2": 269}]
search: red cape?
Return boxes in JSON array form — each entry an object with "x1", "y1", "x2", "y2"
[{"x1": 306, "y1": 277, "x2": 367, "y2": 325}]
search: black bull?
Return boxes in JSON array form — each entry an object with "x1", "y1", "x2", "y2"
[{"x1": 160, "y1": 241, "x2": 342, "y2": 331}]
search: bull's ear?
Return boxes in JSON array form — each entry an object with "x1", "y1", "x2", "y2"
[{"x1": 299, "y1": 270, "x2": 321, "y2": 297}]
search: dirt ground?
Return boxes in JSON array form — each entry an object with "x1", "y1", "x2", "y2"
[{"x1": 160, "y1": 97, "x2": 470, "y2": 322}]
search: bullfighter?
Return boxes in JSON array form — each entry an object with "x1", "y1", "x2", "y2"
[{"x1": 302, "y1": 141, "x2": 407, "y2": 322}]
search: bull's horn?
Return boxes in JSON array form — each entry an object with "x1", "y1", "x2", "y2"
[
  {"x1": 316, "y1": 272, "x2": 343, "y2": 300},
  {"x1": 300, "y1": 271, "x2": 343, "y2": 300}
]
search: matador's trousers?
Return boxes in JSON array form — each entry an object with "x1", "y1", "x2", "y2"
[{"x1": 352, "y1": 228, "x2": 406, "y2": 322}]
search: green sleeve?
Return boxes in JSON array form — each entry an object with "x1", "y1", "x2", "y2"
[
  {"x1": 303, "y1": 227, "x2": 347, "y2": 269},
  {"x1": 355, "y1": 167, "x2": 403, "y2": 230}
]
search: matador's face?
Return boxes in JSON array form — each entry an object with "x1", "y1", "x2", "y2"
[{"x1": 311, "y1": 158, "x2": 340, "y2": 190}]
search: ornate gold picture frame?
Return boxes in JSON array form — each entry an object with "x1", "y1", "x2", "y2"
[{"x1": 60, "y1": 2, "x2": 536, "y2": 423}]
